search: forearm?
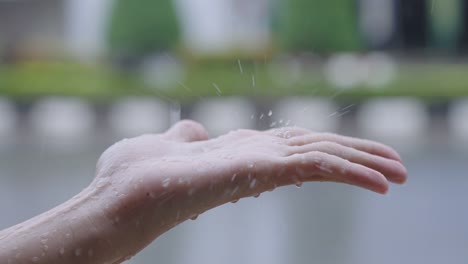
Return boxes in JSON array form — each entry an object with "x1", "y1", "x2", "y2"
[{"x1": 0, "y1": 186, "x2": 118, "y2": 264}]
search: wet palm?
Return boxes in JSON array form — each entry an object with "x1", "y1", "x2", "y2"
[{"x1": 90, "y1": 120, "x2": 406, "y2": 263}]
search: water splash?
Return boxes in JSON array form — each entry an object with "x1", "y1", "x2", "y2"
[{"x1": 212, "y1": 83, "x2": 222, "y2": 96}]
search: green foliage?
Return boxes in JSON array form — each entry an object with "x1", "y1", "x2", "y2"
[
  {"x1": 107, "y1": 0, "x2": 180, "y2": 57},
  {"x1": 1, "y1": 61, "x2": 467, "y2": 102},
  {"x1": 275, "y1": 0, "x2": 362, "y2": 52}
]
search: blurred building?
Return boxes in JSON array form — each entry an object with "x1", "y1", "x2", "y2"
[
  {"x1": 2, "y1": 0, "x2": 468, "y2": 61},
  {"x1": 0, "y1": 0, "x2": 111, "y2": 61}
]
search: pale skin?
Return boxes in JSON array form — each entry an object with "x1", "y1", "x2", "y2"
[{"x1": 0, "y1": 120, "x2": 407, "y2": 264}]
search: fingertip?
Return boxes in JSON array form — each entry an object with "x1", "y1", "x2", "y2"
[
  {"x1": 375, "y1": 181, "x2": 389, "y2": 195},
  {"x1": 371, "y1": 171, "x2": 390, "y2": 194}
]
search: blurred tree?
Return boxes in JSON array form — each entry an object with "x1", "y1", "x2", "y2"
[
  {"x1": 428, "y1": 0, "x2": 462, "y2": 51},
  {"x1": 107, "y1": 0, "x2": 179, "y2": 62},
  {"x1": 274, "y1": 0, "x2": 361, "y2": 53}
]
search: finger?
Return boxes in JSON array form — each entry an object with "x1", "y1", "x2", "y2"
[
  {"x1": 286, "y1": 142, "x2": 407, "y2": 184},
  {"x1": 164, "y1": 120, "x2": 209, "y2": 142},
  {"x1": 279, "y1": 152, "x2": 389, "y2": 194},
  {"x1": 287, "y1": 133, "x2": 402, "y2": 161},
  {"x1": 264, "y1": 127, "x2": 312, "y2": 138}
]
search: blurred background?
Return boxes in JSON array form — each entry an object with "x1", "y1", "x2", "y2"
[{"x1": 1, "y1": 0, "x2": 468, "y2": 263}]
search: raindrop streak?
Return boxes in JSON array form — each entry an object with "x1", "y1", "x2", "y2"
[
  {"x1": 212, "y1": 83, "x2": 222, "y2": 96},
  {"x1": 268, "y1": 110, "x2": 273, "y2": 116},
  {"x1": 327, "y1": 104, "x2": 355, "y2": 119},
  {"x1": 177, "y1": 81, "x2": 192, "y2": 92},
  {"x1": 252, "y1": 74, "x2": 256, "y2": 87},
  {"x1": 237, "y1": 59, "x2": 244, "y2": 74}
]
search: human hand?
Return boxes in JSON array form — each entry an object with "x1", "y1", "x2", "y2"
[{"x1": 90, "y1": 120, "x2": 406, "y2": 263}]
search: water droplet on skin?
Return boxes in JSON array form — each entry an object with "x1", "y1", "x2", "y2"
[
  {"x1": 75, "y1": 248, "x2": 82, "y2": 256},
  {"x1": 162, "y1": 178, "x2": 170, "y2": 188},
  {"x1": 292, "y1": 175, "x2": 302, "y2": 188},
  {"x1": 318, "y1": 164, "x2": 333, "y2": 174},
  {"x1": 249, "y1": 179, "x2": 257, "y2": 189},
  {"x1": 187, "y1": 188, "x2": 195, "y2": 196},
  {"x1": 268, "y1": 110, "x2": 273, "y2": 116},
  {"x1": 190, "y1": 214, "x2": 199, "y2": 220}
]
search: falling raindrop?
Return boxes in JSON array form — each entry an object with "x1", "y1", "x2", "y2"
[
  {"x1": 237, "y1": 59, "x2": 244, "y2": 74},
  {"x1": 212, "y1": 83, "x2": 222, "y2": 96},
  {"x1": 268, "y1": 110, "x2": 273, "y2": 116}
]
